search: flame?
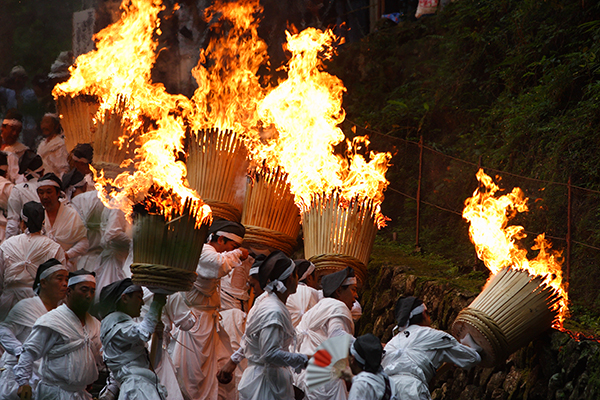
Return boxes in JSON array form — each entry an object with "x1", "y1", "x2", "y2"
[
  {"x1": 463, "y1": 169, "x2": 568, "y2": 326},
  {"x1": 253, "y1": 28, "x2": 391, "y2": 223},
  {"x1": 54, "y1": 0, "x2": 210, "y2": 222}
]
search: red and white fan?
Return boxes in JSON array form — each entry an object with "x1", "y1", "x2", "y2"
[{"x1": 306, "y1": 333, "x2": 353, "y2": 392}]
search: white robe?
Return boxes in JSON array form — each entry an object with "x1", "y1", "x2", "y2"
[
  {"x1": 0, "y1": 233, "x2": 65, "y2": 320},
  {"x1": 0, "y1": 176, "x2": 14, "y2": 243},
  {"x1": 382, "y1": 325, "x2": 481, "y2": 400},
  {"x1": 100, "y1": 301, "x2": 167, "y2": 400},
  {"x1": 286, "y1": 283, "x2": 320, "y2": 328},
  {"x1": 5, "y1": 180, "x2": 39, "y2": 239},
  {"x1": 71, "y1": 191, "x2": 105, "y2": 273},
  {"x1": 95, "y1": 207, "x2": 130, "y2": 297},
  {"x1": 349, "y1": 371, "x2": 397, "y2": 400},
  {"x1": 238, "y1": 293, "x2": 307, "y2": 400},
  {"x1": 0, "y1": 297, "x2": 48, "y2": 398},
  {"x1": 13, "y1": 304, "x2": 102, "y2": 400},
  {"x1": 36, "y1": 136, "x2": 69, "y2": 178},
  {"x1": 170, "y1": 244, "x2": 244, "y2": 400},
  {"x1": 44, "y1": 201, "x2": 89, "y2": 270},
  {"x1": 295, "y1": 297, "x2": 355, "y2": 400}
]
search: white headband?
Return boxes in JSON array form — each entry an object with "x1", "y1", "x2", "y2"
[
  {"x1": 350, "y1": 340, "x2": 366, "y2": 365},
  {"x1": 37, "y1": 179, "x2": 61, "y2": 189},
  {"x1": 264, "y1": 259, "x2": 295, "y2": 294},
  {"x1": 215, "y1": 231, "x2": 243, "y2": 245},
  {"x1": 249, "y1": 267, "x2": 260, "y2": 276},
  {"x1": 2, "y1": 119, "x2": 22, "y2": 127},
  {"x1": 27, "y1": 165, "x2": 44, "y2": 179},
  {"x1": 40, "y1": 265, "x2": 68, "y2": 281},
  {"x1": 68, "y1": 274, "x2": 96, "y2": 287},
  {"x1": 71, "y1": 154, "x2": 90, "y2": 164},
  {"x1": 299, "y1": 262, "x2": 316, "y2": 282},
  {"x1": 342, "y1": 277, "x2": 357, "y2": 286},
  {"x1": 44, "y1": 113, "x2": 59, "y2": 119},
  {"x1": 121, "y1": 284, "x2": 142, "y2": 296},
  {"x1": 65, "y1": 179, "x2": 87, "y2": 202},
  {"x1": 395, "y1": 303, "x2": 427, "y2": 333},
  {"x1": 20, "y1": 209, "x2": 28, "y2": 223}
]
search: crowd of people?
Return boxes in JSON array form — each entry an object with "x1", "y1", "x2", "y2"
[{"x1": 0, "y1": 105, "x2": 484, "y2": 400}]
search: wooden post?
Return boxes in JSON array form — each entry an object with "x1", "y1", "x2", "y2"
[
  {"x1": 415, "y1": 136, "x2": 423, "y2": 252},
  {"x1": 566, "y1": 176, "x2": 572, "y2": 291}
]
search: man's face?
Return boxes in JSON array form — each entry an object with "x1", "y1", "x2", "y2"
[
  {"x1": 120, "y1": 290, "x2": 144, "y2": 318},
  {"x1": 248, "y1": 275, "x2": 263, "y2": 296},
  {"x1": 40, "y1": 116, "x2": 59, "y2": 138},
  {"x1": 41, "y1": 270, "x2": 69, "y2": 302},
  {"x1": 74, "y1": 160, "x2": 91, "y2": 175},
  {"x1": 67, "y1": 282, "x2": 96, "y2": 313},
  {"x1": 286, "y1": 270, "x2": 299, "y2": 295},
  {"x1": 1, "y1": 123, "x2": 20, "y2": 145},
  {"x1": 336, "y1": 284, "x2": 358, "y2": 310},
  {"x1": 37, "y1": 186, "x2": 60, "y2": 210},
  {"x1": 213, "y1": 236, "x2": 240, "y2": 253}
]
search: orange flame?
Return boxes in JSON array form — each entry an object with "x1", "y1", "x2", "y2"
[
  {"x1": 53, "y1": 0, "x2": 210, "y2": 222},
  {"x1": 463, "y1": 169, "x2": 568, "y2": 326},
  {"x1": 253, "y1": 28, "x2": 391, "y2": 223}
]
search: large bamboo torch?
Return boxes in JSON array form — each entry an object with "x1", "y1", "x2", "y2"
[
  {"x1": 241, "y1": 166, "x2": 301, "y2": 256},
  {"x1": 186, "y1": 128, "x2": 249, "y2": 222},
  {"x1": 302, "y1": 192, "x2": 379, "y2": 286},
  {"x1": 55, "y1": 95, "x2": 98, "y2": 151},
  {"x1": 452, "y1": 267, "x2": 563, "y2": 367}
]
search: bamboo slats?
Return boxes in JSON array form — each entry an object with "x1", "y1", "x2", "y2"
[
  {"x1": 186, "y1": 128, "x2": 249, "y2": 222},
  {"x1": 56, "y1": 95, "x2": 97, "y2": 152},
  {"x1": 452, "y1": 267, "x2": 561, "y2": 367},
  {"x1": 241, "y1": 167, "x2": 301, "y2": 255},
  {"x1": 302, "y1": 192, "x2": 379, "y2": 286},
  {"x1": 131, "y1": 198, "x2": 209, "y2": 292}
]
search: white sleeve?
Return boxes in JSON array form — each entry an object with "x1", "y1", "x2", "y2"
[
  {"x1": 65, "y1": 237, "x2": 89, "y2": 260},
  {"x1": 260, "y1": 324, "x2": 307, "y2": 373},
  {"x1": 435, "y1": 336, "x2": 481, "y2": 368},
  {"x1": 327, "y1": 316, "x2": 353, "y2": 339},
  {"x1": 13, "y1": 326, "x2": 60, "y2": 386},
  {"x1": 0, "y1": 322, "x2": 24, "y2": 356},
  {"x1": 197, "y1": 246, "x2": 243, "y2": 279}
]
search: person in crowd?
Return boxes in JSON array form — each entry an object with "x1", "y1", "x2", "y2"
[
  {"x1": 14, "y1": 270, "x2": 102, "y2": 400},
  {"x1": 69, "y1": 143, "x2": 94, "y2": 187},
  {"x1": 0, "y1": 152, "x2": 15, "y2": 241},
  {"x1": 381, "y1": 296, "x2": 482, "y2": 400},
  {"x1": 219, "y1": 252, "x2": 253, "y2": 399},
  {"x1": 0, "y1": 258, "x2": 69, "y2": 398},
  {"x1": 5, "y1": 150, "x2": 42, "y2": 238},
  {"x1": 0, "y1": 85, "x2": 17, "y2": 118},
  {"x1": 0, "y1": 201, "x2": 65, "y2": 320},
  {"x1": 37, "y1": 173, "x2": 89, "y2": 269},
  {"x1": 295, "y1": 267, "x2": 358, "y2": 400},
  {"x1": 37, "y1": 113, "x2": 69, "y2": 178},
  {"x1": 237, "y1": 251, "x2": 308, "y2": 400},
  {"x1": 247, "y1": 254, "x2": 266, "y2": 302},
  {"x1": 7, "y1": 66, "x2": 39, "y2": 150},
  {"x1": 1, "y1": 109, "x2": 28, "y2": 160},
  {"x1": 98, "y1": 278, "x2": 168, "y2": 400},
  {"x1": 345, "y1": 333, "x2": 397, "y2": 400},
  {"x1": 286, "y1": 259, "x2": 320, "y2": 327},
  {"x1": 170, "y1": 219, "x2": 248, "y2": 399}
]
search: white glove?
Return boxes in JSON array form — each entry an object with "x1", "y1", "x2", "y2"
[{"x1": 460, "y1": 333, "x2": 483, "y2": 355}]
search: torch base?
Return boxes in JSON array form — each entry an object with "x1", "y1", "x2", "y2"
[
  {"x1": 308, "y1": 254, "x2": 367, "y2": 288},
  {"x1": 205, "y1": 200, "x2": 242, "y2": 223},
  {"x1": 131, "y1": 263, "x2": 197, "y2": 292},
  {"x1": 243, "y1": 225, "x2": 297, "y2": 256}
]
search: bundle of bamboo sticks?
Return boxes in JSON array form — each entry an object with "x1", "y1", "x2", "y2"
[
  {"x1": 186, "y1": 128, "x2": 248, "y2": 222},
  {"x1": 452, "y1": 267, "x2": 562, "y2": 367},
  {"x1": 56, "y1": 95, "x2": 98, "y2": 152},
  {"x1": 241, "y1": 166, "x2": 300, "y2": 255},
  {"x1": 94, "y1": 95, "x2": 137, "y2": 167},
  {"x1": 131, "y1": 197, "x2": 210, "y2": 292},
  {"x1": 302, "y1": 191, "x2": 379, "y2": 282}
]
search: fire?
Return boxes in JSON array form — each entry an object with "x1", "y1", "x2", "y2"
[
  {"x1": 253, "y1": 28, "x2": 392, "y2": 224},
  {"x1": 54, "y1": 0, "x2": 210, "y2": 222},
  {"x1": 463, "y1": 169, "x2": 568, "y2": 326}
]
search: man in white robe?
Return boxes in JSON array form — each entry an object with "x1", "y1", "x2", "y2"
[
  {"x1": 286, "y1": 259, "x2": 320, "y2": 328},
  {"x1": 5, "y1": 151, "x2": 42, "y2": 239},
  {"x1": 169, "y1": 219, "x2": 248, "y2": 400},
  {"x1": 37, "y1": 114, "x2": 69, "y2": 178},
  {"x1": 1, "y1": 109, "x2": 29, "y2": 161},
  {"x1": 37, "y1": 173, "x2": 89, "y2": 269},
  {"x1": 0, "y1": 152, "x2": 15, "y2": 242},
  {"x1": 0, "y1": 201, "x2": 65, "y2": 320},
  {"x1": 0, "y1": 258, "x2": 69, "y2": 398},
  {"x1": 14, "y1": 270, "x2": 102, "y2": 400},
  {"x1": 295, "y1": 267, "x2": 358, "y2": 400},
  {"x1": 99, "y1": 279, "x2": 167, "y2": 400},
  {"x1": 382, "y1": 296, "x2": 481, "y2": 400},
  {"x1": 69, "y1": 143, "x2": 95, "y2": 189}
]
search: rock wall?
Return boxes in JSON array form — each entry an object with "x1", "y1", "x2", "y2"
[{"x1": 358, "y1": 264, "x2": 600, "y2": 400}]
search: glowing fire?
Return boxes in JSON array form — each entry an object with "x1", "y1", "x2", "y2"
[
  {"x1": 253, "y1": 28, "x2": 391, "y2": 224},
  {"x1": 463, "y1": 169, "x2": 568, "y2": 326},
  {"x1": 53, "y1": 0, "x2": 210, "y2": 221}
]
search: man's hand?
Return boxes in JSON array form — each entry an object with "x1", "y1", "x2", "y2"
[
  {"x1": 217, "y1": 359, "x2": 237, "y2": 384},
  {"x1": 239, "y1": 247, "x2": 249, "y2": 261},
  {"x1": 17, "y1": 385, "x2": 32, "y2": 400}
]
